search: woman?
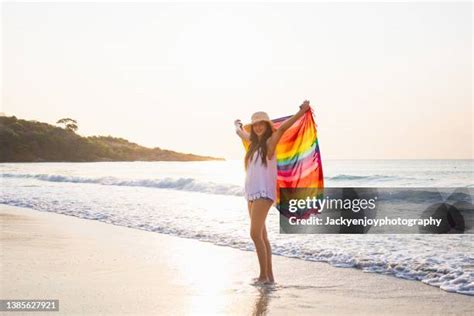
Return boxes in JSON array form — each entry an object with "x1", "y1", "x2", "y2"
[{"x1": 234, "y1": 100, "x2": 311, "y2": 284}]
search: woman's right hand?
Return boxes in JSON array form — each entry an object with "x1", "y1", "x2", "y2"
[
  {"x1": 235, "y1": 119, "x2": 250, "y2": 141},
  {"x1": 234, "y1": 119, "x2": 243, "y2": 129}
]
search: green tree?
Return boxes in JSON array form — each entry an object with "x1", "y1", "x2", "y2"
[{"x1": 56, "y1": 118, "x2": 78, "y2": 132}]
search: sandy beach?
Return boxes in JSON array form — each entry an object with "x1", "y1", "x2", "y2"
[{"x1": 1, "y1": 204, "x2": 472, "y2": 315}]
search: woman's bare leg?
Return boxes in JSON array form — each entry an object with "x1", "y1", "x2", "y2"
[
  {"x1": 247, "y1": 201, "x2": 253, "y2": 216},
  {"x1": 262, "y1": 224, "x2": 274, "y2": 282},
  {"x1": 249, "y1": 199, "x2": 273, "y2": 282},
  {"x1": 248, "y1": 200, "x2": 274, "y2": 282}
]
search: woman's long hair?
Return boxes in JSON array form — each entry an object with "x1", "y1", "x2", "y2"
[{"x1": 244, "y1": 121, "x2": 274, "y2": 170}]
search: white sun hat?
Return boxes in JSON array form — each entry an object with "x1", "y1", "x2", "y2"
[{"x1": 245, "y1": 111, "x2": 276, "y2": 131}]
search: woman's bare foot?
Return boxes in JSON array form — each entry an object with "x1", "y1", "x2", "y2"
[
  {"x1": 268, "y1": 273, "x2": 274, "y2": 283},
  {"x1": 251, "y1": 276, "x2": 270, "y2": 285}
]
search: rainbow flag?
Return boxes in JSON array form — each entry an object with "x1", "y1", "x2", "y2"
[{"x1": 241, "y1": 107, "x2": 324, "y2": 219}]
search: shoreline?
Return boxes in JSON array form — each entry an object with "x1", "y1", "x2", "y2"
[{"x1": 1, "y1": 204, "x2": 472, "y2": 315}]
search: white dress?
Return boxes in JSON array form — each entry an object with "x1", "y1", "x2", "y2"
[{"x1": 244, "y1": 148, "x2": 278, "y2": 202}]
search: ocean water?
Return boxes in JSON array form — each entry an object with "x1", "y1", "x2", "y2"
[{"x1": 1, "y1": 159, "x2": 473, "y2": 295}]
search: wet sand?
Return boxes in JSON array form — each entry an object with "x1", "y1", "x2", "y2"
[{"x1": 1, "y1": 204, "x2": 472, "y2": 315}]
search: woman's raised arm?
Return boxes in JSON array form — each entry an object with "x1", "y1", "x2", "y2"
[
  {"x1": 266, "y1": 100, "x2": 311, "y2": 158},
  {"x1": 234, "y1": 119, "x2": 250, "y2": 141}
]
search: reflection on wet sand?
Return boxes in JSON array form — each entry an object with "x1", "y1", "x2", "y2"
[{"x1": 251, "y1": 284, "x2": 273, "y2": 315}]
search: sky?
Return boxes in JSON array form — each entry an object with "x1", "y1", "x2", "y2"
[{"x1": 2, "y1": 1, "x2": 472, "y2": 160}]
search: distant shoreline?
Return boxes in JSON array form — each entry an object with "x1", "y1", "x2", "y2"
[
  {"x1": 0, "y1": 160, "x2": 226, "y2": 164},
  {"x1": 0, "y1": 116, "x2": 224, "y2": 162}
]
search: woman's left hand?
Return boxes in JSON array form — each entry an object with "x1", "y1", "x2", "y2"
[{"x1": 299, "y1": 100, "x2": 310, "y2": 112}]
